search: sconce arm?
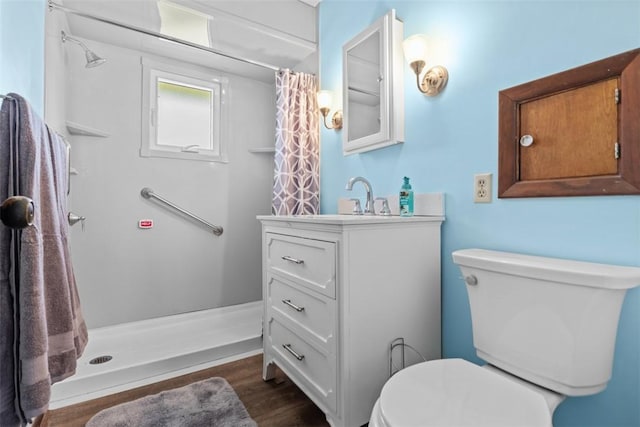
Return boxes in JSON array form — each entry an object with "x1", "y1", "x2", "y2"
[{"x1": 321, "y1": 110, "x2": 343, "y2": 130}]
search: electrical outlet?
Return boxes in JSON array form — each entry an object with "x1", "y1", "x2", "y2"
[{"x1": 474, "y1": 173, "x2": 492, "y2": 203}]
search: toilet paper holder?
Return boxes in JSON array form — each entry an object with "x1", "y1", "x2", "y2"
[{"x1": 389, "y1": 337, "x2": 427, "y2": 378}]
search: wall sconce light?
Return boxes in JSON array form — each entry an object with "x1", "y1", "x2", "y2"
[
  {"x1": 317, "y1": 90, "x2": 343, "y2": 130},
  {"x1": 402, "y1": 34, "x2": 448, "y2": 96}
]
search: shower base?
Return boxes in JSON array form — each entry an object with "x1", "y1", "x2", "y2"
[{"x1": 50, "y1": 301, "x2": 262, "y2": 409}]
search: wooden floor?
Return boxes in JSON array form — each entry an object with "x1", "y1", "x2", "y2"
[{"x1": 38, "y1": 354, "x2": 330, "y2": 427}]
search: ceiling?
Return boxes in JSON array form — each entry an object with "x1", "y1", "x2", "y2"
[{"x1": 59, "y1": 0, "x2": 318, "y2": 82}]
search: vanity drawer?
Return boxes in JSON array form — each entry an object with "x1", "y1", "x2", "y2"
[
  {"x1": 266, "y1": 233, "x2": 336, "y2": 298},
  {"x1": 268, "y1": 274, "x2": 335, "y2": 351},
  {"x1": 268, "y1": 318, "x2": 336, "y2": 411}
]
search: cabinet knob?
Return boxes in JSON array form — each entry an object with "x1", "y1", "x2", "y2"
[
  {"x1": 464, "y1": 275, "x2": 478, "y2": 286},
  {"x1": 520, "y1": 134, "x2": 534, "y2": 147}
]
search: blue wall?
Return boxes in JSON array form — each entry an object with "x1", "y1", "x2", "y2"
[
  {"x1": 319, "y1": 1, "x2": 640, "y2": 426},
  {"x1": 0, "y1": 0, "x2": 45, "y2": 115}
]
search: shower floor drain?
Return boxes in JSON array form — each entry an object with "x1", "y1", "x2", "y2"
[{"x1": 89, "y1": 355, "x2": 113, "y2": 365}]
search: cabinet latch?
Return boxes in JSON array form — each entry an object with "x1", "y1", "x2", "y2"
[
  {"x1": 614, "y1": 88, "x2": 620, "y2": 104},
  {"x1": 615, "y1": 142, "x2": 620, "y2": 159}
]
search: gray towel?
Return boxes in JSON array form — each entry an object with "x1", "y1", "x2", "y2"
[
  {"x1": 0, "y1": 94, "x2": 88, "y2": 424},
  {"x1": 0, "y1": 96, "x2": 21, "y2": 426}
]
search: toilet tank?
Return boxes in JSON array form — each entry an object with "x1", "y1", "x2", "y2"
[{"x1": 452, "y1": 248, "x2": 640, "y2": 397}]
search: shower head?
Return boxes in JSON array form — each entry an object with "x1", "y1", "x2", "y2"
[
  {"x1": 84, "y1": 49, "x2": 107, "y2": 68},
  {"x1": 61, "y1": 30, "x2": 106, "y2": 68}
]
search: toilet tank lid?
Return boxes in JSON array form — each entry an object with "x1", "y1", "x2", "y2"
[{"x1": 452, "y1": 249, "x2": 640, "y2": 290}]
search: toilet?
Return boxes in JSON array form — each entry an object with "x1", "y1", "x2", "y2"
[{"x1": 370, "y1": 248, "x2": 640, "y2": 427}]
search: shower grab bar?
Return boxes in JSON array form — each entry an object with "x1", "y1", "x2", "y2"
[{"x1": 140, "y1": 187, "x2": 223, "y2": 236}]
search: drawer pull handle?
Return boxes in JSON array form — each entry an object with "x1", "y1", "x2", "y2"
[
  {"x1": 282, "y1": 299, "x2": 305, "y2": 312},
  {"x1": 282, "y1": 255, "x2": 304, "y2": 265},
  {"x1": 282, "y1": 344, "x2": 305, "y2": 361}
]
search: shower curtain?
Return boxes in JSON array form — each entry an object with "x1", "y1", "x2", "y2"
[
  {"x1": 0, "y1": 94, "x2": 87, "y2": 426},
  {"x1": 272, "y1": 70, "x2": 320, "y2": 215}
]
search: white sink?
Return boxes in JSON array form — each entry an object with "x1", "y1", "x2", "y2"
[{"x1": 257, "y1": 214, "x2": 443, "y2": 224}]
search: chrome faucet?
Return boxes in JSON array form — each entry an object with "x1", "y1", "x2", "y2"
[{"x1": 345, "y1": 176, "x2": 375, "y2": 215}]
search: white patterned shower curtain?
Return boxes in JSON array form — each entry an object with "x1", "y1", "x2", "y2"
[{"x1": 272, "y1": 70, "x2": 320, "y2": 216}]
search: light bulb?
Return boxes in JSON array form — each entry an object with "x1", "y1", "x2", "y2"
[
  {"x1": 402, "y1": 34, "x2": 429, "y2": 66},
  {"x1": 317, "y1": 90, "x2": 332, "y2": 110}
]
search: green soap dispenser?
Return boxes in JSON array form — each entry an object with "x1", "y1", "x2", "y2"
[{"x1": 399, "y1": 176, "x2": 414, "y2": 217}]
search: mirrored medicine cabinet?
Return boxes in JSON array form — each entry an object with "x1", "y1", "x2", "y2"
[{"x1": 342, "y1": 9, "x2": 404, "y2": 155}]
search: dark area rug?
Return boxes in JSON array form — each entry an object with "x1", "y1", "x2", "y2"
[{"x1": 85, "y1": 377, "x2": 257, "y2": 427}]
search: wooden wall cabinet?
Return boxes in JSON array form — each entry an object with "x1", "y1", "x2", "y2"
[{"x1": 498, "y1": 49, "x2": 640, "y2": 198}]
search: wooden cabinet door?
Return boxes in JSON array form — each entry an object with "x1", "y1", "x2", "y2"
[{"x1": 519, "y1": 78, "x2": 618, "y2": 181}]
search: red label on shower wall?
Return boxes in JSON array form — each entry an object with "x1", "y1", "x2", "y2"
[{"x1": 138, "y1": 219, "x2": 153, "y2": 229}]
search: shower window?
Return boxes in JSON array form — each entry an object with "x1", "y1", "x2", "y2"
[{"x1": 141, "y1": 58, "x2": 228, "y2": 162}]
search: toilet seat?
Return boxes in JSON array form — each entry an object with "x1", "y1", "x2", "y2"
[{"x1": 375, "y1": 358, "x2": 553, "y2": 427}]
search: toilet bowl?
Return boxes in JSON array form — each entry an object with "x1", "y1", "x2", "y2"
[
  {"x1": 369, "y1": 248, "x2": 640, "y2": 427},
  {"x1": 369, "y1": 359, "x2": 564, "y2": 427}
]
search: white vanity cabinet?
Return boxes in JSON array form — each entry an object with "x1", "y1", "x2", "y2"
[{"x1": 258, "y1": 215, "x2": 443, "y2": 427}]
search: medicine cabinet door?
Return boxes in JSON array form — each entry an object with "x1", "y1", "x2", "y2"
[{"x1": 342, "y1": 9, "x2": 404, "y2": 155}]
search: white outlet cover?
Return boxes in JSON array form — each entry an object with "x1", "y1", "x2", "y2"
[{"x1": 474, "y1": 173, "x2": 492, "y2": 203}]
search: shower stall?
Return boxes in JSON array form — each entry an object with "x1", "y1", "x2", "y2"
[{"x1": 44, "y1": 0, "x2": 317, "y2": 405}]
